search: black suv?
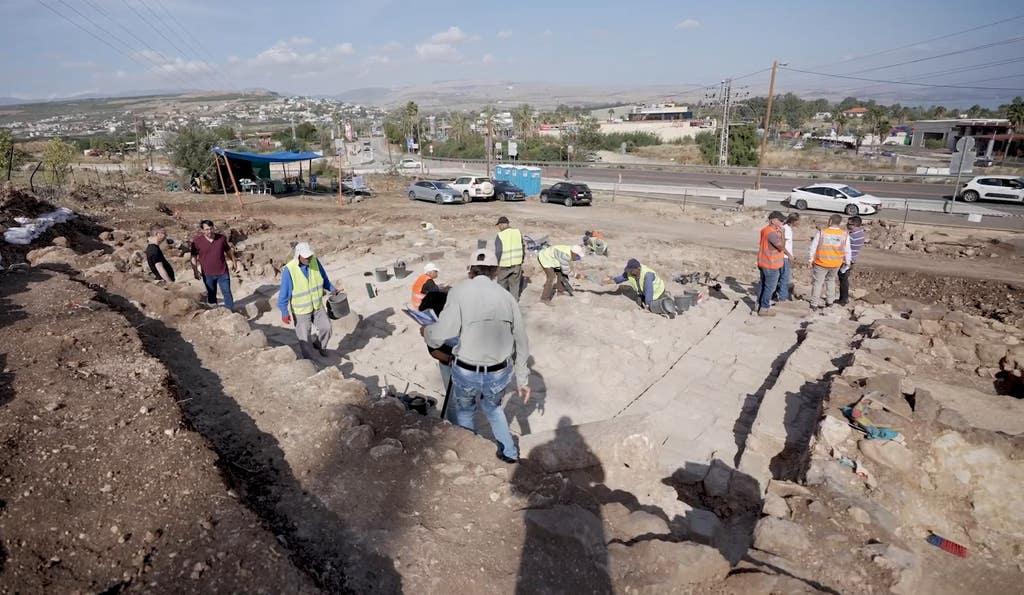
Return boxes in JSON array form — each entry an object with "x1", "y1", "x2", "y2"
[
  {"x1": 492, "y1": 180, "x2": 526, "y2": 201},
  {"x1": 539, "y1": 182, "x2": 592, "y2": 207}
]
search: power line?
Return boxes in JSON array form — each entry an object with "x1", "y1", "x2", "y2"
[
  {"x1": 35, "y1": 0, "x2": 192, "y2": 88},
  {"x1": 803, "y1": 13, "x2": 1024, "y2": 71},
  {"x1": 79, "y1": 0, "x2": 177, "y2": 73},
  {"x1": 148, "y1": 0, "x2": 235, "y2": 88},
  {"x1": 781, "y1": 66, "x2": 1024, "y2": 91},
  {"x1": 792, "y1": 57, "x2": 1024, "y2": 98},
  {"x1": 119, "y1": 0, "x2": 220, "y2": 87},
  {"x1": 841, "y1": 35, "x2": 1024, "y2": 75}
]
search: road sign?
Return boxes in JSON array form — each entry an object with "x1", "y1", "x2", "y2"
[
  {"x1": 429, "y1": 145, "x2": 434, "y2": 154},
  {"x1": 955, "y1": 136, "x2": 976, "y2": 153},
  {"x1": 950, "y1": 151, "x2": 973, "y2": 175},
  {"x1": 508, "y1": 141, "x2": 518, "y2": 157}
]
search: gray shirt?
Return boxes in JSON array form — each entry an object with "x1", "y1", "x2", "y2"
[{"x1": 425, "y1": 275, "x2": 530, "y2": 387}]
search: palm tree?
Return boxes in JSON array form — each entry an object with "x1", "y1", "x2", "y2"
[
  {"x1": 513, "y1": 104, "x2": 535, "y2": 139},
  {"x1": 867, "y1": 105, "x2": 886, "y2": 143},
  {"x1": 833, "y1": 112, "x2": 848, "y2": 136},
  {"x1": 448, "y1": 111, "x2": 469, "y2": 143},
  {"x1": 1004, "y1": 97, "x2": 1024, "y2": 160},
  {"x1": 932, "y1": 105, "x2": 947, "y2": 119},
  {"x1": 878, "y1": 120, "x2": 892, "y2": 143}
]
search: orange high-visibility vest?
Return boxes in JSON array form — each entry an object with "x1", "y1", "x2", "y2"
[
  {"x1": 813, "y1": 227, "x2": 848, "y2": 268},
  {"x1": 411, "y1": 273, "x2": 432, "y2": 308},
  {"x1": 757, "y1": 225, "x2": 784, "y2": 270}
]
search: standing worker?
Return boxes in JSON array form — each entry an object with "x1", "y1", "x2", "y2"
[
  {"x1": 537, "y1": 244, "x2": 585, "y2": 304},
  {"x1": 424, "y1": 249, "x2": 531, "y2": 463},
  {"x1": 603, "y1": 258, "x2": 677, "y2": 318},
  {"x1": 808, "y1": 214, "x2": 851, "y2": 309},
  {"x1": 756, "y1": 211, "x2": 787, "y2": 317},
  {"x1": 494, "y1": 216, "x2": 526, "y2": 299},
  {"x1": 191, "y1": 219, "x2": 239, "y2": 310},
  {"x1": 411, "y1": 263, "x2": 444, "y2": 309},
  {"x1": 145, "y1": 224, "x2": 175, "y2": 283},
  {"x1": 775, "y1": 213, "x2": 801, "y2": 302},
  {"x1": 838, "y1": 216, "x2": 865, "y2": 306},
  {"x1": 278, "y1": 242, "x2": 341, "y2": 359}
]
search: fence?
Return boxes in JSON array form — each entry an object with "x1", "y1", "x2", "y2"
[{"x1": 6, "y1": 161, "x2": 137, "y2": 202}]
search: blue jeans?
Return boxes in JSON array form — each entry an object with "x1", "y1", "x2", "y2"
[
  {"x1": 203, "y1": 273, "x2": 234, "y2": 310},
  {"x1": 451, "y1": 363, "x2": 517, "y2": 459},
  {"x1": 758, "y1": 267, "x2": 781, "y2": 311},
  {"x1": 775, "y1": 259, "x2": 792, "y2": 301}
]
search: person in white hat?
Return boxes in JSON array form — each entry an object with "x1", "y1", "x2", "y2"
[
  {"x1": 411, "y1": 262, "x2": 445, "y2": 309},
  {"x1": 277, "y1": 242, "x2": 341, "y2": 359},
  {"x1": 424, "y1": 249, "x2": 531, "y2": 463},
  {"x1": 536, "y1": 244, "x2": 584, "y2": 304}
]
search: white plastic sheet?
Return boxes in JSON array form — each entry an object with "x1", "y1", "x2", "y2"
[{"x1": 3, "y1": 207, "x2": 75, "y2": 245}]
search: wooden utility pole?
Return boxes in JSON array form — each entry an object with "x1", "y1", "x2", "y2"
[
  {"x1": 133, "y1": 116, "x2": 141, "y2": 172},
  {"x1": 486, "y1": 111, "x2": 493, "y2": 178},
  {"x1": 754, "y1": 60, "x2": 779, "y2": 190}
]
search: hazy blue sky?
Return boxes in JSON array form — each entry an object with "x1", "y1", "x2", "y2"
[{"x1": 1, "y1": 0, "x2": 1021, "y2": 104}]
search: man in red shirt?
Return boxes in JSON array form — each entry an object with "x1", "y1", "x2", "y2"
[{"x1": 190, "y1": 219, "x2": 239, "y2": 310}]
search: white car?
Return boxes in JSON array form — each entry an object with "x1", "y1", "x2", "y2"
[
  {"x1": 958, "y1": 175, "x2": 1024, "y2": 203},
  {"x1": 449, "y1": 176, "x2": 495, "y2": 201},
  {"x1": 788, "y1": 183, "x2": 882, "y2": 215},
  {"x1": 398, "y1": 158, "x2": 421, "y2": 169}
]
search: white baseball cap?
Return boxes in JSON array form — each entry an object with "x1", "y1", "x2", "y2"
[
  {"x1": 570, "y1": 245, "x2": 585, "y2": 257},
  {"x1": 424, "y1": 262, "x2": 440, "y2": 273},
  {"x1": 294, "y1": 242, "x2": 314, "y2": 258}
]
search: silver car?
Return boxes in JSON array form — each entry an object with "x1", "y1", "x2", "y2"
[{"x1": 407, "y1": 180, "x2": 466, "y2": 204}]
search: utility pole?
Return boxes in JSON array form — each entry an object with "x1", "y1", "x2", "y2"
[
  {"x1": 133, "y1": 115, "x2": 141, "y2": 172},
  {"x1": 486, "y1": 110, "x2": 493, "y2": 178},
  {"x1": 754, "y1": 60, "x2": 779, "y2": 190},
  {"x1": 717, "y1": 79, "x2": 732, "y2": 167}
]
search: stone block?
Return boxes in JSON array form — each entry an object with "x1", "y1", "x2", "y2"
[
  {"x1": 909, "y1": 304, "x2": 947, "y2": 320},
  {"x1": 819, "y1": 414, "x2": 852, "y2": 449},
  {"x1": 344, "y1": 424, "x2": 374, "y2": 450},
  {"x1": 976, "y1": 343, "x2": 1008, "y2": 367},
  {"x1": 607, "y1": 541, "x2": 729, "y2": 588},
  {"x1": 762, "y1": 492, "x2": 790, "y2": 519},
  {"x1": 753, "y1": 517, "x2": 810, "y2": 555},
  {"x1": 858, "y1": 439, "x2": 913, "y2": 472},
  {"x1": 872, "y1": 318, "x2": 922, "y2": 335},
  {"x1": 860, "y1": 338, "x2": 916, "y2": 366}
]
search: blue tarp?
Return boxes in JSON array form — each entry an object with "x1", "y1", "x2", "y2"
[{"x1": 212, "y1": 147, "x2": 323, "y2": 163}]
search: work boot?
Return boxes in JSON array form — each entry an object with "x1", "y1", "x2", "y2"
[{"x1": 758, "y1": 309, "x2": 776, "y2": 317}]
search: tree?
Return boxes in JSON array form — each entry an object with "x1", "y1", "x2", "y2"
[
  {"x1": 514, "y1": 104, "x2": 535, "y2": 139},
  {"x1": 1004, "y1": 96, "x2": 1024, "y2": 160},
  {"x1": 833, "y1": 113, "x2": 848, "y2": 135},
  {"x1": 931, "y1": 105, "x2": 947, "y2": 119},
  {"x1": 779, "y1": 93, "x2": 808, "y2": 129},
  {"x1": 212, "y1": 125, "x2": 236, "y2": 141},
  {"x1": 42, "y1": 138, "x2": 75, "y2": 186},
  {"x1": 448, "y1": 112, "x2": 470, "y2": 142},
  {"x1": 294, "y1": 122, "x2": 317, "y2": 141},
  {"x1": 877, "y1": 120, "x2": 892, "y2": 143},
  {"x1": 168, "y1": 124, "x2": 218, "y2": 178},
  {"x1": 866, "y1": 105, "x2": 887, "y2": 142},
  {"x1": 403, "y1": 101, "x2": 420, "y2": 141},
  {"x1": 281, "y1": 137, "x2": 307, "y2": 152},
  {"x1": 0, "y1": 129, "x2": 17, "y2": 176},
  {"x1": 695, "y1": 125, "x2": 758, "y2": 166}
]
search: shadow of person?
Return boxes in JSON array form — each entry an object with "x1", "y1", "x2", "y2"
[
  {"x1": 504, "y1": 356, "x2": 547, "y2": 436},
  {"x1": 512, "y1": 417, "x2": 612, "y2": 594},
  {"x1": 334, "y1": 307, "x2": 396, "y2": 359}
]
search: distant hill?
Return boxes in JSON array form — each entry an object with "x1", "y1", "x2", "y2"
[{"x1": 334, "y1": 80, "x2": 706, "y2": 111}]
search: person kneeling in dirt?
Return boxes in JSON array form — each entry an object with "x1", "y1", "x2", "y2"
[
  {"x1": 537, "y1": 244, "x2": 585, "y2": 304},
  {"x1": 145, "y1": 225, "x2": 175, "y2": 283},
  {"x1": 278, "y1": 242, "x2": 342, "y2": 359},
  {"x1": 582, "y1": 230, "x2": 608, "y2": 256},
  {"x1": 603, "y1": 258, "x2": 677, "y2": 319},
  {"x1": 424, "y1": 249, "x2": 531, "y2": 463}
]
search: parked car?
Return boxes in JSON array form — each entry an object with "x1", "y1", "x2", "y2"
[
  {"x1": 492, "y1": 180, "x2": 526, "y2": 201},
  {"x1": 406, "y1": 180, "x2": 464, "y2": 205},
  {"x1": 398, "y1": 158, "x2": 421, "y2": 169},
  {"x1": 973, "y1": 157, "x2": 995, "y2": 168},
  {"x1": 788, "y1": 183, "x2": 882, "y2": 215},
  {"x1": 540, "y1": 182, "x2": 593, "y2": 207},
  {"x1": 958, "y1": 175, "x2": 1024, "y2": 203},
  {"x1": 449, "y1": 176, "x2": 495, "y2": 201}
]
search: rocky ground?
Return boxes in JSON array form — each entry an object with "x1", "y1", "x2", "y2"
[{"x1": 1, "y1": 175, "x2": 1022, "y2": 593}]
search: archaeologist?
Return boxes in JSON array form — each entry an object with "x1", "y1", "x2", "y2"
[
  {"x1": 424, "y1": 249, "x2": 531, "y2": 463},
  {"x1": 582, "y1": 230, "x2": 608, "y2": 256},
  {"x1": 808, "y1": 214, "x2": 852, "y2": 309},
  {"x1": 190, "y1": 219, "x2": 239, "y2": 310},
  {"x1": 278, "y1": 242, "x2": 341, "y2": 359},
  {"x1": 838, "y1": 216, "x2": 865, "y2": 306},
  {"x1": 756, "y1": 211, "x2": 787, "y2": 317},
  {"x1": 603, "y1": 258, "x2": 677, "y2": 318},
  {"x1": 145, "y1": 224, "x2": 175, "y2": 283},
  {"x1": 774, "y1": 213, "x2": 800, "y2": 302},
  {"x1": 411, "y1": 263, "x2": 444, "y2": 309},
  {"x1": 537, "y1": 244, "x2": 585, "y2": 304},
  {"x1": 494, "y1": 216, "x2": 526, "y2": 299}
]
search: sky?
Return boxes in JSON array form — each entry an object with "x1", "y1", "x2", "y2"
[{"x1": 0, "y1": 0, "x2": 1021, "y2": 106}]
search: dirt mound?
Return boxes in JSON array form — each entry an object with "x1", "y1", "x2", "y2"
[
  {"x1": 0, "y1": 186, "x2": 111, "y2": 267},
  {"x1": 857, "y1": 269, "x2": 1024, "y2": 324},
  {"x1": 0, "y1": 185, "x2": 58, "y2": 222},
  {"x1": 0, "y1": 269, "x2": 316, "y2": 593}
]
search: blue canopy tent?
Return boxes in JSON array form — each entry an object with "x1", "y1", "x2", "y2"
[{"x1": 211, "y1": 147, "x2": 324, "y2": 195}]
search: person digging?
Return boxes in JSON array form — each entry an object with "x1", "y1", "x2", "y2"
[
  {"x1": 603, "y1": 258, "x2": 677, "y2": 319},
  {"x1": 278, "y1": 242, "x2": 342, "y2": 359}
]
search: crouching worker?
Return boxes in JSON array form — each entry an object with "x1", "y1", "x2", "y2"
[
  {"x1": 604, "y1": 258, "x2": 677, "y2": 319},
  {"x1": 278, "y1": 242, "x2": 341, "y2": 359}
]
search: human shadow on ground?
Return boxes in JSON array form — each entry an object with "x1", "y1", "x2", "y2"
[
  {"x1": 89, "y1": 284, "x2": 403, "y2": 593},
  {"x1": 231, "y1": 283, "x2": 278, "y2": 312},
  {"x1": 505, "y1": 356, "x2": 548, "y2": 437},
  {"x1": 0, "y1": 267, "x2": 44, "y2": 408}
]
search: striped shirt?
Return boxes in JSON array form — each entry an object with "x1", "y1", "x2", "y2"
[{"x1": 848, "y1": 227, "x2": 866, "y2": 263}]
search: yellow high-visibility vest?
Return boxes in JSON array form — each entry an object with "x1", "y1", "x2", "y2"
[
  {"x1": 496, "y1": 228, "x2": 524, "y2": 267},
  {"x1": 285, "y1": 257, "x2": 325, "y2": 315},
  {"x1": 625, "y1": 265, "x2": 665, "y2": 300},
  {"x1": 537, "y1": 245, "x2": 572, "y2": 269}
]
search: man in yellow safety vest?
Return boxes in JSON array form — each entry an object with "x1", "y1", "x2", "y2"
[
  {"x1": 807, "y1": 214, "x2": 851, "y2": 309},
  {"x1": 537, "y1": 244, "x2": 584, "y2": 304},
  {"x1": 604, "y1": 259, "x2": 677, "y2": 318},
  {"x1": 278, "y1": 242, "x2": 342, "y2": 358},
  {"x1": 494, "y1": 216, "x2": 526, "y2": 300}
]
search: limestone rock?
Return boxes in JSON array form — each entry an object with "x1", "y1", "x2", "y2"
[
  {"x1": 608, "y1": 540, "x2": 729, "y2": 588},
  {"x1": 858, "y1": 439, "x2": 913, "y2": 472},
  {"x1": 976, "y1": 343, "x2": 1008, "y2": 367},
  {"x1": 818, "y1": 414, "x2": 852, "y2": 449},
  {"x1": 753, "y1": 517, "x2": 810, "y2": 555},
  {"x1": 762, "y1": 492, "x2": 790, "y2": 519},
  {"x1": 343, "y1": 425, "x2": 374, "y2": 450},
  {"x1": 369, "y1": 438, "x2": 404, "y2": 459},
  {"x1": 766, "y1": 479, "x2": 811, "y2": 499},
  {"x1": 847, "y1": 506, "x2": 871, "y2": 524}
]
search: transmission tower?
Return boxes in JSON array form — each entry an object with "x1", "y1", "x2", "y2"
[{"x1": 717, "y1": 79, "x2": 732, "y2": 166}]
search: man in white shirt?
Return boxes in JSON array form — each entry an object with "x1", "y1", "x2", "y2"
[{"x1": 775, "y1": 213, "x2": 800, "y2": 302}]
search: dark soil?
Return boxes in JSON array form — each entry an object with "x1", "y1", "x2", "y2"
[{"x1": 857, "y1": 268, "x2": 1024, "y2": 324}]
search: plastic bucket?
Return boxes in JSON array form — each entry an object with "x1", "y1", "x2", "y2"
[
  {"x1": 674, "y1": 295, "x2": 693, "y2": 311},
  {"x1": 477, "y1": 239, "x2": 487, "y2": 249},
  {"x1": 374, "y1": 267, "x2": 389, "y2": 282},
  {"x1": 394, "y1": 260, "x2": 409, "y2": 278},
  {"x1": 327, "y1": 291, "x2": 350, "y2": 319}
]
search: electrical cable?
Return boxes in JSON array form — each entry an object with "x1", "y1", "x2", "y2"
[{"x1": 780, "y1": 66, "x2": 1023, "y2": 91}]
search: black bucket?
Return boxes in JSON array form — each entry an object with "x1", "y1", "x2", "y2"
[
  {"x1": 477, "y1": 239, "x2": 487, "y2": 249},
  {"x1": 327, "y1": 291, "x2": 350, "y2": 319},
  {"x1": 674, "y1": 295, "x2": 693, "y2": 311},
  {"x1": 394, "y1": 260, "x2": 409, "y2": 279}
]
